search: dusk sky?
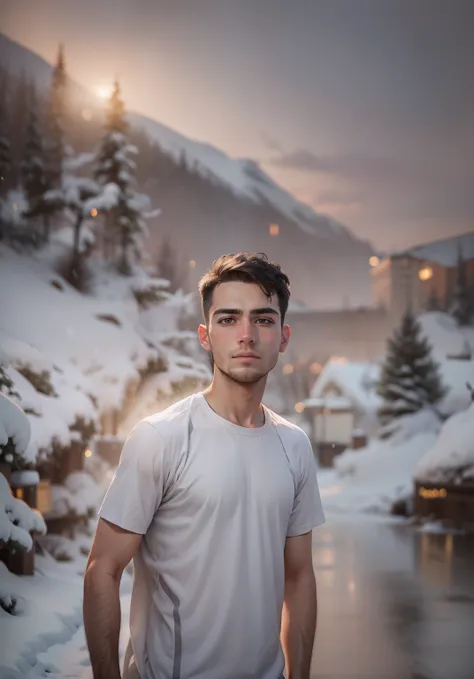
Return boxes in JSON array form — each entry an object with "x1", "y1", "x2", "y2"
[{"x1": 1, "y1": 0, "x2": 473, "y2": 251}]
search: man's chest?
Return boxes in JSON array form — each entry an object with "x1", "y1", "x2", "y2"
[{"x1": 165, "y1": 428, "x2": 296, "y2": 522}]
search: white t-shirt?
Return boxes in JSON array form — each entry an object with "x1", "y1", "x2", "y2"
[{"x1": 98, "y1": 392, "x2": 325, "y2": 679}]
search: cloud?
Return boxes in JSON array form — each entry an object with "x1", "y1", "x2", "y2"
[
  {"x1": 260, "y1": 131, "x2": 283, "y2": 153},
  {"x1": 271, "y1": 149, "x2": 404, "y2": 182}
]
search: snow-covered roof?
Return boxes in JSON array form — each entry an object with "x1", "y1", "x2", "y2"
[
  {"x1": 307, "y1": 359, "x2": 382, "y2": 412},
  {"x1": 415, "y1": 402, "x2": 474, "y2": 484},
  {"x1": 303, "y1": 395, "x2": 353, "y2": 411},
  {"x1": 391, "y1": 230, "x2": 474, "y2": 267}
]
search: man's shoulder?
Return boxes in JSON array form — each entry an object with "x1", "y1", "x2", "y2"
[
  {"x1": 265, "y1": 406, "x2": 310, "y2": 446},
  {"x1": 138, "y1": 392, "x2": 197, "y2": 444}
]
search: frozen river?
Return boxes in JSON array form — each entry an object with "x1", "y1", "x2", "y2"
[{"x1": 311, "y1": 513, "x2": 474, "y2": 679}]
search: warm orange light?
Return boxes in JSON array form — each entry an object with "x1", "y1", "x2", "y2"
[
  {"x1": 283, "y1": 363, "x2": 294, "y2": 375},
  {"x1": 90, "y1": 208, "x2": 98, "y2": 217},
  {"x1": 84, "y1": 449, "x2": 92, "y2": 458},
  {"x1": 419, "y1": 486, "x2": 447, "y2": 499},
  {"x1": 419, "y1": 266, "x2": 433, "y2": 281},
  {"x1": 369, "y1": 256, "x2": 380, "y2": 267},
  {"x1": 269, "y1": 224, "x2": 279, "y2": 236},
  {"x1": 295, "y1": 402, "x2": 305, "y2": 413},
  {"x1": 96, "y1": 84, "x2": 113, "y2": 100},
  {"x1": 309, "y1": 361, "x2": 322, "y2": 374},
  {"x1": 15, "y1": 488, "x2": 24, "y2": 500},
  {"x1": 189, "y1": 260, "x2": 196, "y2": 268}
]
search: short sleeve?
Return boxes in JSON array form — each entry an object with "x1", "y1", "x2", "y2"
[
  {"x1": 98, "y1": 421, "x2": 166, "y2": 535},
  {"x1": 287, "y1": 435, "x2": 326, "y2": 537}
]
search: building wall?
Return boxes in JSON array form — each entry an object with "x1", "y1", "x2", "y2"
[{"x1": 285, "y1": 307, "x2": 392, "y2": 365}]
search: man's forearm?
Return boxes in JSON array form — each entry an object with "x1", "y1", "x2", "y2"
[
  {"x1": 280, "y1": 570, "x2": 317, "y2": 679},
  {"x1": 83, "y1": 564, "x2": 122, "y2": 679}
]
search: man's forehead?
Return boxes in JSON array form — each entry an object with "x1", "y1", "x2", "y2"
[{"x1": 210, "y1": 281, "x2": 279, "y2": 311}]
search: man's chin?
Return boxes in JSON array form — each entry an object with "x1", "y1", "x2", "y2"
[{"x1": 222, "y1": 367, "x2": 267, "y2": 385}]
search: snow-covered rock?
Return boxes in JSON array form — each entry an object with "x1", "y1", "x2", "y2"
[{"x1": 415, "y1": 402, "x2": 474, "y2": 484}]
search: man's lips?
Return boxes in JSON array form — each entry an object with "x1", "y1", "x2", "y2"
[{"x1": 233, "y1": 354, "x2": 260, "y2": 359}]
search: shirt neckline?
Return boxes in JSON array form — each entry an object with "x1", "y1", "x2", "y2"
[{"x1": 196, "y1": 392, "x2": 273, "y2": 437}]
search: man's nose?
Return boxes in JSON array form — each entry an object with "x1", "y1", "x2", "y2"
[{"x1": 238, "y1": 319, "x2": 255, "y2": 343}]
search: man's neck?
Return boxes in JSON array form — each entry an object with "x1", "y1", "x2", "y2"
[{"x1": 202, "y1": 377, "x2": 267, "y2": 428}]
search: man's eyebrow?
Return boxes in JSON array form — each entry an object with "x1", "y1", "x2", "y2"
[{"x1": 212, "y1": 307, "x2": 280, "y2": 316}]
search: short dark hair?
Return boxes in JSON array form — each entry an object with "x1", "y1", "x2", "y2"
[{"x1": 199, "y1": 252, "x2": 291, "y2": 324}]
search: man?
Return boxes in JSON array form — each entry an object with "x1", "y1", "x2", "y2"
[{"x1": 84, "y1": 252, "x2": 325, "y2": 679}]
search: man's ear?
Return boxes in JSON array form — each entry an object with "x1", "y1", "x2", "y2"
[
  {"x1": 279, "y1": 324, "x2": 290, "y2": 354},
  {"x1": 198, "y1": 323, "x2": 211, "y2": 352}
]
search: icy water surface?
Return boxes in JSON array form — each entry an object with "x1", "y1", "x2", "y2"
[{"x1": 311, "y1": 514, "x2": 474, "y2": 679}]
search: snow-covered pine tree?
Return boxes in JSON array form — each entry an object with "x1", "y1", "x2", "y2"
[
  {"x1": 450, "y1": 245, "x2": 472, "y2": 326},
  {"x1": 45, "y1": 153, "x2": 101, "y2": 288},
  {"x1": 21, "y1": 87, "x2": 51, "y2": 243},
  {"x1": 43, "y1": 44, "x2": 68, "y2": 239},
  {"x1": 377, "y1": 308, "x2": 447, "y2": 431},
  {"x1": 94, "y1": 80, "x2": 151, "y2": 272}
]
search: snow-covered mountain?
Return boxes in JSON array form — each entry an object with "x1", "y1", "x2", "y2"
[{"x1": 0, "y1": 33, "x2": 374, "y2": 309}]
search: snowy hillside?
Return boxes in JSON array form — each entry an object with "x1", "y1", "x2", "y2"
[
  {"x1": 0, "y1": 241, "x2": 210, "y2": 462},
  {"x1": 0, "y1": 33, "x2": 357, "y2": 245},
  {"x1": 133, "y1": 115, "x2": 349, "y2": 240}
]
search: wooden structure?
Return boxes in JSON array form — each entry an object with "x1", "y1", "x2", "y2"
[{"x1": 414, "y1": 480, "x2": 474, "y2": 530}]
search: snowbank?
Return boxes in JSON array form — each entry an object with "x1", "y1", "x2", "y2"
[
  {"x1": 415, "y1": 402, "x2": 474, "y2": 484},
  {"x1": 319, "y1": 409, "x2": 441, "y2": 514}
]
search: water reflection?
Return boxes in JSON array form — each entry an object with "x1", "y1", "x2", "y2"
[{"x1": 311, "y1": 515, "x2": 474, "y2": 679}]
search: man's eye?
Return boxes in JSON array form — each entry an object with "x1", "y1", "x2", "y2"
[
  {"x1": 255, "y1": 318, "x2": 274, "y2": 324},
  {"x1": 218, "y1": 317, "x2": 235, "y2": 324}
]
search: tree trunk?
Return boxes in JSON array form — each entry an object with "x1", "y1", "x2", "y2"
[
  {"x1": 43, "y1": 214, "x2": 50, "y2": 242},
  {"x1": 73, "y1": 211, "x2": 82, "y2": 258}
]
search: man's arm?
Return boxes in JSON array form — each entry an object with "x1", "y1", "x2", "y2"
[
  {"x1": 83, "y1": 517, "x2": 143, "y2": 679},
  {"x1": 280, "y1": 531, "x2": 317, "y2": 679}
]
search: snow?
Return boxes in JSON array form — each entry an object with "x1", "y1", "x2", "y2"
[
  {"x1": 49, "y1": 472, "x2": 104, "y2": 520},
  {"x1": 0, "y1": 188, "x2": 29, "y2": 227},
  {"x1": 10, "y1": 471, "x2": 40, "y2": 487},
  {"x1": 307, "y1": 359, "x2": 381, "y2": 412},
  {"x1": 0, "y1": 392, "x2": 31, "y2": 458},
  {"x1": 0, "y1": 474, "x2": 46, "y2": 552},
  {"x1": 0, "y1": 522, "x2": 132, "y2": 678},
  {"x1": 319, "y1": 409, "x2": 442, "y2": 514},
  {"x1": 415, "y1": 402, "x2": 474, "y2": 484},
  {"x1": 132, "y1": 114, "x2": 350, "y2": 242}
]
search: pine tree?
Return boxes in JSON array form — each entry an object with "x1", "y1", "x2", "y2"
[
  {"x1": 0, "y1": 84, "x2": 12, "y2": 240},
  {"x1": 377, "y1": 308, "x2": 447, "y2": 430},
  {"x1": 44, "y1": 44, "x2": 68, "y2": 192},
  {"x1": 94, "y1": 80, "x2": 150, "y2": 272},
  {"x1": 21, "y1": 87, "x2": 50, "y2": 242},
  {"x1": 451, "y1": 245, "x2": 472, "y2": 326},
  {"x1": 0, "y1": 103, "x2": 11, "y2": 201},
  {"x1": 156, "y1": 234, "x2": 187, "y2": 292}
]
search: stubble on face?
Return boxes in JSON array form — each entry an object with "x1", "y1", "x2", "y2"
[{"x1": 205, "y1": 282, "x2": 286, "y2": 386}]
